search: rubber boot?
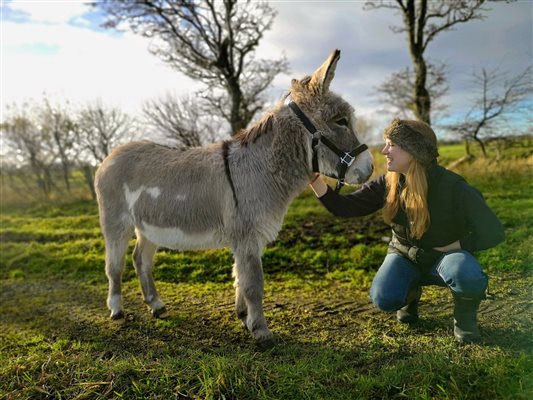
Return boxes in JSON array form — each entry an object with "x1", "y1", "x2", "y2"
[
  {"x1": 397, "y1": 286, "x2": 422, "y2": 323},
  {"x1": 452, "y1": 292, "x2": 483, "y2": 344}
]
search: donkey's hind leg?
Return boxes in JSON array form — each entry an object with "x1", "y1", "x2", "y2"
[
  {"x1": 233, "y1": 246, "x2": 274, "y2": 348},
  {"x1": 132, "y1": 231, "x2": 167, "y2": 318},
  {"x1": 104, "y1": 228, "x2": 133, "y2": 320}
]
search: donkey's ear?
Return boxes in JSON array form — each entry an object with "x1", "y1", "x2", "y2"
[{"x1": 309, "y1": 49, "x2": 341, "y2": 95}]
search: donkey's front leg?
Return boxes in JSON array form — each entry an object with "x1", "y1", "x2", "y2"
[
  {"x1": 232, "y1": 263, "x2": 248, "y2": 328},
  {"x1": 233, "y1": 248, "x2": 274, "y2": 349}
]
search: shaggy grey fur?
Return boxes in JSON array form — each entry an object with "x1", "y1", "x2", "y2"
[{"x1": 94, "y1": 49, "x2": 373, "y2": 347}]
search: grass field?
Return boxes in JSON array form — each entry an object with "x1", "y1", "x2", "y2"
[{"x1": 1, "y1": 145, "x2": 532, "y2": 399}]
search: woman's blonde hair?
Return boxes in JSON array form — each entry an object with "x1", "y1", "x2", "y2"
[
  {"x1": 383, "y1": 157, "x2": 430, "y2": 240},
  {"x1": 381, "y1": 118, "x2": 438, "y2": 239}
]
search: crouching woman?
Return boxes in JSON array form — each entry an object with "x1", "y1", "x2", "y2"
[{"x1": 309, "y1": 118, "x2": 504, "y2": 343}]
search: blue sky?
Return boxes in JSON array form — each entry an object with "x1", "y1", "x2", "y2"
[{"x1": 1, "y1": 0, "x2": 532, "y2": 139}]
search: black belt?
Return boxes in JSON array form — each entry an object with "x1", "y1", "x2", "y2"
[{"x1": 390, "y1": 236, "x2": 424, "y2": 264}]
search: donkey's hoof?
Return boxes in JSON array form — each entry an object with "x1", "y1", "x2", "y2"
[
  {"x1": 110, "y1": 310, "x2": 125, "y2": 321},
  {"x1": 152, "y1": 306, "x2": 169, "y2": 319},
  {"x1": 256, "y1": 337, "x2": 276, "y2": 351},
  {"x1": 254, "y1": 328, "x2": 275, "y2": 351}
]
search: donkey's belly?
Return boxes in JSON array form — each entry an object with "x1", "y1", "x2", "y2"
[{"x1": 139, "y1": 222, "x2": 225, "y2": 250}]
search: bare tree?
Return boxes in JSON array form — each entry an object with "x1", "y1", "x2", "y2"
[
  {"x1": 75, "y1": 101, "x2": 135, "y2": 198},
  {"x1": 94, "y1": 0, "x2": 288, "y2": 135},
  {"x1": 1, "y1": 111, "x2": 57, "y2": 198},
  {"x1": 40, "y1": 99, "x2": 77, "y2": 192},
  {"x1": 445, "y1": 66, "x2": 532, "y2": 157},
  {"x1": 2, "y1": 101, "x2": 134, "y2": 200},
  {"x1": 365, "y1": 0, "x2": 487, "y2": 125},
  {"x1": 143, "y1": 94, "x2": 224, "y2": 147},
  {"x1": 76, "y1": 101, "x2": 135, "y2": 164},
  {"x1": 375, "y1": 61, "x2": 449, "y2": 121}
]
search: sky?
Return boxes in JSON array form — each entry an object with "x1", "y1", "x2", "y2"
[{"x1": 1, "y1": 0, "x2": 532, "y2": 141}]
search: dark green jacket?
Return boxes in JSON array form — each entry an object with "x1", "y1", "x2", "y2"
[{"x1": 319, "y1": 164, "x2": 505, "y2": 267}]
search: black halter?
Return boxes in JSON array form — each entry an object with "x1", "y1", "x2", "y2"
[{"x1": 287, "y1": 100, "x2": 368, "y2": 193}]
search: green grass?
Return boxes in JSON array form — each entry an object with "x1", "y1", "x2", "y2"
[
  {"x1": 1, "y1": 147, "x2": 532, "y2": 399},
  {"x1": 454, "y1": 158, "x2": 533, "y2": 272}
]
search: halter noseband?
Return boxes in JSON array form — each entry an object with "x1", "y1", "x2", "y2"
[{"x1": 287, "y1": 99, "x2": 368, "y2": 193}]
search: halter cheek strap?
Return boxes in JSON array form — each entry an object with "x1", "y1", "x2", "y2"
[
  {"x1": 287, "y1": 99, "x2": 368, "y2": 193},
  {"x1": 286, "y1": 101, "x2": 321, "y2": 172}
]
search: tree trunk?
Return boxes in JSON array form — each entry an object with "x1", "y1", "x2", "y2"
[
  {"x1": 464, "y1": 138, "x2": 472, "y2": 157},
  {"x1": 473, "y1": 135, "x2": 488, "y2": 158},
  {"x1": 227, "y1": 77, "x2": 246, "y2": 135},
  {"x1": 82, "y1": 165, "x2": 97, "y2": 200},
  {"x1": 34, "y1": 170, "x2": 50, "y2": 199},
  {"x1": 405, "y1": 0, "x2": 431, "y2": 125},
  {"x1": 413, "y1": 56, "x2": 432, "y2": 125},
  {"x1": 61, "y1": 163, "x2": 71, "y2": 193}
]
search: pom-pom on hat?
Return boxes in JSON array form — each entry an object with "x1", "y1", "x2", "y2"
[{"x1": 383, "y1": 118, "x2": 439, "y2": 165}]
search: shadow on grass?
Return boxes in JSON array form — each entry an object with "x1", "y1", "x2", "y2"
[
  {"x1": 2, "y1": 276, "x2": 531, "y2": 356},
  {"x1": 2, "y1": 276, "x2": 532, "y2": 399}
]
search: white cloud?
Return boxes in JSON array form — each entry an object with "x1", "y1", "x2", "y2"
[
  {"x1": 2, "y1": 0, "x2": 531, "y2": 132},
  {"x1": 7, "y1": 0, "x2": 90, "y2": 24},
  {"x1": 2, "y1": 15, "x2": 200, "y2": 116}
]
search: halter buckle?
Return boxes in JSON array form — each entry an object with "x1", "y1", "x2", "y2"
[
  {"x1": 340, "y1": 152, "x2": 355, "y2": 167},
  {"x1": 335, "y1": 177, "x2": 346, "y2": 193}
]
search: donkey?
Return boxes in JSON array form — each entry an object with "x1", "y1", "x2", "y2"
[{"x1": 95, "y1": 49, "x2": 373, "y2": 348}]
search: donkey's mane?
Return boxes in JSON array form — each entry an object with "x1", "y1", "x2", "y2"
[{"x1": 233, "y1": 109, "x2": 277, "y2": 146}]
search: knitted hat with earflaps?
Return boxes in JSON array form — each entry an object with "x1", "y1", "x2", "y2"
[{"x1": 383, "y1": 118, "x2": 439, "y2": 166}]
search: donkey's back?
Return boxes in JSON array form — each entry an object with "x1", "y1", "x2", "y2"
[{"x1": 96, "y1": 140, "x2": 232, "y2": 251}]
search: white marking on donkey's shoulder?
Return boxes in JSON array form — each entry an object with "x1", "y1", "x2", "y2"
[
  {"x1": 124, "y1": 184, "x2": 162, "y2": 210},
  {"x1": 124, "y1": 184, "x2": 144, "y2": 211}
]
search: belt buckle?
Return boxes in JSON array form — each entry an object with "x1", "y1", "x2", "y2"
[{"x1": 408, "y1": 246, "x2": 420, "y2": 263}]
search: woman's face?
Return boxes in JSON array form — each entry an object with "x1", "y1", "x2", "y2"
[{"x1": 382, "y1": 139, "x2": 413, "y2": 174}]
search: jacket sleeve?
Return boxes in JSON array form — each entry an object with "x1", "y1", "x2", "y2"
[
  {"x1": 318, "y1": 176, "x2": 387, "y2": 218},
  {"x1": 455, "y1": 180, "x2": 505, "y2": 252}
]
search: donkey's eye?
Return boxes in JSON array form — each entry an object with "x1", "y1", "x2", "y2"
[{"x1": 335, "y1": 118, "x2": 349, "y2": 127}]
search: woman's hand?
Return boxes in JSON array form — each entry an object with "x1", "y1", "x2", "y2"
[
  {"x1": 309, "y1": 174, "x2": 328, "y2": 197},
  {"x1": 433, "y1": 240, "x2": 461, "y2": 252}
]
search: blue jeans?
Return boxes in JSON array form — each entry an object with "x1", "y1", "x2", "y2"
[{"x1": 370, "y1": 250, "x2": 488, "y2": 312}]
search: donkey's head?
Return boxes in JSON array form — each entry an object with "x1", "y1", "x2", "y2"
[{"x1": 288, "y1": 49, "x2": 373, "y2": 187}]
